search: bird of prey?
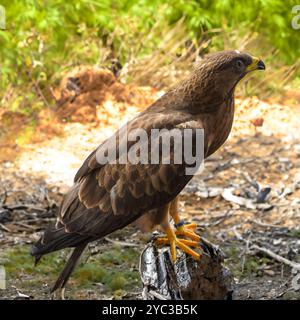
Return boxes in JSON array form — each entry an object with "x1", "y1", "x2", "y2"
[{"x1": 31, "y1": 50, "x2": 265, "y2": 292}]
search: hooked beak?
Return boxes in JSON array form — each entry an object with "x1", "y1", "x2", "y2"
[{"x1": 246, "y1": 56, "x2": 266, "y2": 72}]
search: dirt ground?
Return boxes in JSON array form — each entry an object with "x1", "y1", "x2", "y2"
[{"x1": 1, "y1": 67, "x2": 300, "y2": 300}]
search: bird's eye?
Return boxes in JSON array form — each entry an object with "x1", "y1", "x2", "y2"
[{"x1": 235, "y1": 59, "x2": 244, "y2": 69}]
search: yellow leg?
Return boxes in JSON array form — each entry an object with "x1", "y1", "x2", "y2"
[
  {"x1": 183, "y1": 223, "x2": 197, "y2": 230},
  {"x1": 156, "y1": 223, "x2": 200, "y2": 262},
  {"x1": 169, "y1": 197, "x2": 200, "y2": 241}
]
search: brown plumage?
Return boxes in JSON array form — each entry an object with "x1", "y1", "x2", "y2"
[{"x1": 31, "y1": 50, "x2": 265, "y2": 292}]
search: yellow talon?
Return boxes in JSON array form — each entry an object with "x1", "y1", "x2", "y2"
[
  {"x1": 175, "y1": 225, "x2": 201, "y2": 242},
  {"x1": 155, "y1": 225, "x2": 201, "y2": 262},
  {"x1": 175, "y1": 239, "x2": 200, "y2": 261},
  {"x1": 184, "y1": 223, "x2": 197, "y2": 230},
  {"x1": 156, "y1": 237, "x2": 199, "y2": 248}
]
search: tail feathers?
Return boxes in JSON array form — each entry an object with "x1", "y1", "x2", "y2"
[
  {"x1": 30, "y1": 225, "x2": 89, "y2": 260},
  {"x1": 30, "y1": 225, "x2": 90, "y2": 293},
  {"x1": 51, "y1": 243, "x2": 87, "y2": 293}
]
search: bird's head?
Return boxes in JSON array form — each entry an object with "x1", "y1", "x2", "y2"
[
  {"x1": 175, "y1": 50, "x2": 265, "y2": 113},
  {"x1": 198, "y1": 50, "x2": 265, "y2": 90},
  {"x1": 208, "y1": 49, "x2": 264, "y2": 73}
]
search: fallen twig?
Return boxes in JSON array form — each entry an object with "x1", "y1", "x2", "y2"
[
  {"x1": 0, "y1": 187, "x2": 7, "y2": 206},
  {"x1": 0, "y1": 223, "x2": 12, "y2": 232},
  {"x1": 250, "y1": 244, "x2": 300, "y2": 271},
  {"x1": 104, "y1": 237, "x2": 140, "y2": 247},
  {"x1": 3, "y1": 204, "x2": 45, "y2": 212},
  {"x1": 222, "y1": 188, "x2": 272, "y2": 210},
  {"x1": 252, "y1": 219, "x2": 286, "y2": 229}
]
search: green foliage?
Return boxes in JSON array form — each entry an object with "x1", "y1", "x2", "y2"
[
  {"x1": 0, "y1": 0, "x2": 299, "y2": 115},
  {"x1": 224, "y1": 246, "x2": 271, "y2": 278},
  {"x1": 289, "y1": 229, "x2": 300, "y2": 239},
  {"x1": 0, "y1": 245, "x2": 140, "y2": 293},
  {"x1": 0, "y1": 246, "x2": 63, "y2": 276}
]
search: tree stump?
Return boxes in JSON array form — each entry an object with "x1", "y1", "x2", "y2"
[{"x1": 139, "y1": 237, "x2": 233, "y2": 300}]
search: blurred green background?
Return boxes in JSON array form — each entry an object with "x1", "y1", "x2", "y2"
[{"x1": 0, "y1": 0, "x2": 299, "y2": 118}]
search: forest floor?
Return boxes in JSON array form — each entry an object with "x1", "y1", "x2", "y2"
[{"x1": 1, "y1": 67, "x2": 300, "y2": 300}]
